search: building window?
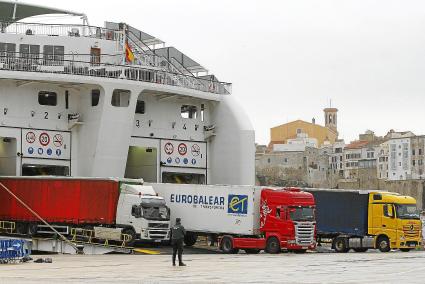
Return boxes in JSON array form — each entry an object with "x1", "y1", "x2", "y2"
[
  {"x1": 412, "y1": 149, "x2": 416, "y2": 156},
  {"x1": 267, "y1": 158, "x2": 271, "y2": 164},
  {"x1": 38, "y1": 91, "x2": 57, "y2": 106},
  {"x1": 43, "y1": 45, "x2": 64, "y2": 65},
  {"x1": 413, "y1": 160, "x2": 416, "y2": 166},
  {"x1": 420, "y1": 149, "x2": 423, "y2": 155},
  {"x1": 419, "y1": 160, "x2": 423, "y2": 166},
  {"x1": 181, "y1": 105, "x2": 197, "y2": 119},
  {"x1": 296, "y1": 128, "x2": 302, "y2": 134},
  {"x1": 91, "y1": 89, "x2": 100, "y2": 106},
  {"x1": 135, "y1": 100, "x2": 145, "y2": 114},
  {"x1": 111, "y1": 89, "x2": 130, "y2": 107}
]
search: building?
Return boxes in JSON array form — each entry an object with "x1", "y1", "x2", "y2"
[
  {"x1": 411, "y1": 135, "x2": 425, "y2": 179},
  {"x1": 388, "y1": 137, "x2": 413, "y2": 180},
  {"x1": 269, "y1": 108, "x2": 338, "y2": 148},
  {"x1": 328, "y1": 139, "x2": 345, "y2": 179},
  {"x1": 342, "y1": 131, "x2": 385, "y2": 180},
  {"x1": 377, "y1": 141, "x2": 389, "y2": 180}
]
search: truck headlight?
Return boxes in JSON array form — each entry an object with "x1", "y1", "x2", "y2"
[
  {"x1": 288, "y1": 240, "x2": 296, "y2": 244},
  {"x1": 144, "y1": 231, "x2": 149, "y2": 237},
  {"x1": 400, "y1": 236, "x2": 405, "y2": 241}
]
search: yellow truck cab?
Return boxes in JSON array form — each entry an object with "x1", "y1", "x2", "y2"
[{"x1": 368, "y1": 192, "x2": 422, "y2": 252}]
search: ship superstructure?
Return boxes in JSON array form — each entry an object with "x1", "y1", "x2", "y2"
[{"x1": 0, "y1": 1, "x2": 255, "y2": 185}]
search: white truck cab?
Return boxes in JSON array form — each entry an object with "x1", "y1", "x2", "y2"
[{"x1": 116, "y1": 184, "x2": 170, "y2": 243}]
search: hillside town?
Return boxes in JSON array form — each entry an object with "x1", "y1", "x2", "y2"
[{"x1": 256, "y1": 107, "x2": 425, "y2": 208}]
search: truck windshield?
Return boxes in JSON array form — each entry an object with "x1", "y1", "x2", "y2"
[
  {"x1": 289, "y1": 207, "x2": 315, "y2": 221},
  {"x1": 141, "y1": 206, "x2": 169, "y2": 221},
  {"x1": 395, "y1": 204, "x2": 420, "y2": 220}
]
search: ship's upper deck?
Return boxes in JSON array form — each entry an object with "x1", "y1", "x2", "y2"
[{"x1": 0, "y1": 1, "x2": 231, "y2": 95}]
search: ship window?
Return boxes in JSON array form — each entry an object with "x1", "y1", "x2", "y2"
[
  {"x1": 43, "y1": 45, "x2": 64, "y2": 66},
  {"x1": 0, "y1": 42, "x2": 16, "y2": 57},
  {"x1": 91, "y1": 89, "x2": 100, "y2": 106},
  {"x1": 111, "y1": 89, "x2": 130, "y2": 107},
  {"x1": 135, "y1": 100, "x2": 145, "y2": 114},
  {"x1": 201, "y1": 104, "x2": 205, "y2": 122},
  {"x1": 65, "y1": 90, "x2": 69, "y2": 109},
  {"x1": 38, "y1": 91, "x2": 57, "y2": 106},
  {"x1": 19, "y1": 44, "x2": 40, "y2": 60},
  {"x1": 181, "y1": 105, "x2": 197, "y2": 119}
]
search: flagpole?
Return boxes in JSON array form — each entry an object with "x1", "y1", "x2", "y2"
[{"x1": 120, "y1": 23, "x2": 127, "y2": 79}]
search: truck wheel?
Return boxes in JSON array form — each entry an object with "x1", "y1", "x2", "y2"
[
  {"x1": 122, "y1": 228, "x2": 136, "y2": 247},
  {"x1": 244, "y1": 248, "x2": 260, "y2": 254},
  {"x1": 220, "y1": 236, "x2": 239, "y2": 254},
  {"x1": 266, "y1": 237, "x2": 280, "y2": 254},
  {"x1": 376, "y1": 236, "x2": 390, "y2": 252},
  {"x1": 400, "y1": 248, "x2": 411, "y2": 252},
  {"x1": 333, "y1": 237, "x2": 349, "y2": 253},
  {"x1": 353, "y1": 248, "x2": 368, "y2": 253},
  {"x1": 184, "y1": 233, "x2": 198, "y2": 247},
  {"x1": 15, "y1": 222, "x2": 27, "y2": 235}
]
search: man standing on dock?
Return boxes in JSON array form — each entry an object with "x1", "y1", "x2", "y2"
[{"x1": 171, "y1": 218, "x2": 186, "y2": 266}]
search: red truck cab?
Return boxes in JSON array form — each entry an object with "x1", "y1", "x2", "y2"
[{"x1": 222, "y1": 187, "x2": 316, "y2": 254}]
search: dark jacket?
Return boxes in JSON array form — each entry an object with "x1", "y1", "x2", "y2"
[{"x1": 171, "y1": 224, "x2": 186, "y2": 241}]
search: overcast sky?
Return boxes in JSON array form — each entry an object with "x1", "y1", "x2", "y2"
[{"x1": 24, "y1": 0, "x2": 425, "y2": 144}]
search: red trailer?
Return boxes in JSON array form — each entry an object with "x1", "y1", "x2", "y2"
[{"x1": 0, "y1": 177, "x2": 119, "y2": 227}]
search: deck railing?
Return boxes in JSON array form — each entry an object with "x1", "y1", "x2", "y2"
[
  {"x1": 0, "y1": 52, "x2": 231, "y2": 95},
  {"x1": 0, "y1": 21, "x2": 122, "y2": 41}
]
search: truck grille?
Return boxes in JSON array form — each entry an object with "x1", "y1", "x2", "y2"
[
  {"x1": 148, "y1": 223, "x2": 169, "y2": 229},
  {"x1": 295, "y1": 222, "x2": 315, "y2": 246},
  {"x1": 148, "y1": 230, "x2": 169, "y2": 240},
  {"x1": 403, "y1": 224, "x2": 420, "y2": 238}
]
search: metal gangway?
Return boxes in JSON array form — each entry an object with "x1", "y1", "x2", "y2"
[{"x1": 0, "y1": 222, "x2": 134, "y2": 255}]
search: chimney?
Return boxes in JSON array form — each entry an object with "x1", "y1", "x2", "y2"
[{"x1": 312, "y1": 118, "x2": 315, "y2": 124}]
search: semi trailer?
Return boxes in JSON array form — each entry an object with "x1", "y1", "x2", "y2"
[
  {"x1": 305, "y1": 188, "x2": 422, "y2": 252},
  {"x1": 0, "y1": 177, "x2": 171, "y2": 245},
  {"x1": 150, "y1": 183, "x2": 316, "y2": 254}
]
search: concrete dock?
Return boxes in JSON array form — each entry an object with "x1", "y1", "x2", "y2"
[{"x1": 1, "y1": 250, "x2": 425, "y2": 283}]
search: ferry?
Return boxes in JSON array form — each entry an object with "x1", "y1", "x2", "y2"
[{"x1": 0, "y1": 0, "x2": 255, "y2": 186}]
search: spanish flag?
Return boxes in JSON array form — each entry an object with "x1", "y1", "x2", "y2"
[{"x1": 125, "y1": 41, "x2": 135, "y2": 63}]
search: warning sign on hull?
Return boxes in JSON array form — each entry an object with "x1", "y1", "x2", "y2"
[
  {"x1": 22, "y1": 129, "x2": 71, "y2": 160},
  {"x1": 161, "y1": 140, "x2": 206, "y2": 169}
]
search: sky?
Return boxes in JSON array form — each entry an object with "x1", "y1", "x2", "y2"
[{"x1": 22, "y1": 0, "x2": 425, "y2": 144}]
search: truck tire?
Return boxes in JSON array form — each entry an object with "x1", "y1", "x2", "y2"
[
  {"x1": 333, "y1": 237, "x2": 349, "y2": 253},
  {"x1": 400, "y1": 248, "x2": 411, "y2": 252},
  {"x1": 376, "y1": 236, "x2": 390, "y2": 252},
  {"x1": 353, "y1": 248, "x2": 368, "y2": 253},
  {"x1": 220, "y1": 236, "x2": 239, "y2": 254},
  {"x1": 184, "y1": 233, "x2": 198, "y2": 247},
  {"x1": 244, "y1": 248, "x2": 261, "y2": 254},
  {"x1": 122, "y1": 228, "x2": 136, "y2": 247},
  {"x1": 265, "y1": 237, "x2": 280, "y2": 254}
]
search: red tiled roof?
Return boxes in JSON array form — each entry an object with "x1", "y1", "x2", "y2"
[{"x1": 345, "y1": 140, "x2": 369, "y2": 149}]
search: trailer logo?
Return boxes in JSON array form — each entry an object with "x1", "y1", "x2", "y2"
[{"x1": 228, "y1": 195, "x2": 248, "y2": 215}]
